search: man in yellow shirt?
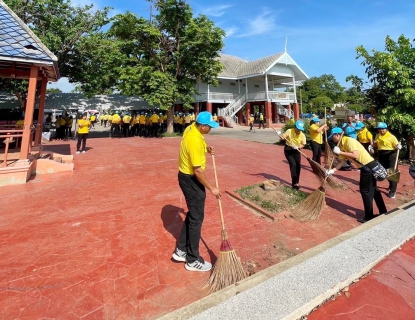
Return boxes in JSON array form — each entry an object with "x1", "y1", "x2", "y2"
[
  {"x1": 356, "y1": 122, "x2": 373, "y2": 151},
  {"x1": 309, "y1": 117, "x2": 328, "y2": 165},
  {"x1": 249, "y1": 114, "x2": 255, "y2": 132},
  {"x1": 122, "y1": 112, "x2": 132, "y2": 137},
  {"x1": 110, "y1": 111, "x2": 121, "y2": 137},
  {"x1": 372, "y1": 122, "x2": 401, "y2": 198},
  {"x1": 150, "y1": 111, "x2": 159, "y2": 137},
  {"x1": 259, "y1": 113, "x2": 265, "y2": 129},
  {"x1": 90, "y1": 114, "x2": 96, "y2": 129},
  {"x1": 138, "y1": 112, "x2": 146, "y2": 136},
  {"x1": 173, "y1": 111, "x2": 220, "y2": 272},
  {"x1": 278, "y1": 120, "x2": 306, "y2": 189},
  {"x1": 326, "y1": 127, "x2": 387, "y2": 223},
  {"x1": 65, "y1": 114, "x2": 73, "y2": 138},
  {"x1": 15, "y1": 117, "x2": 24, "y2": 129},
  {"x1": 184, "y1": 113, "x2": 192, "y2": 130},
  {"x1": 76, "y1": 113, "x2": 91, "y2": 154}
]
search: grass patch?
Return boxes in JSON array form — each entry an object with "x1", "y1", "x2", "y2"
[{"x1": 235, "y1": 182, "x2": 308, "y2": 213}]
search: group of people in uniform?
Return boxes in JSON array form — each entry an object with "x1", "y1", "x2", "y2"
[
  {"x1": 91, "y1": 110, "x2": 202, "y2": 138},
  {"x1": 279, "y1": 116, "x2": 401, "y2": 223}
]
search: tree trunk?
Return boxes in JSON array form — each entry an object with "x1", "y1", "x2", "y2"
[{"x1": 166, "y1": 106, "x2": 174, "y2": 134}]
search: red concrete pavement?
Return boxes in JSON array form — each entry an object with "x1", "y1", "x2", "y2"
[
  {"x1": 0, "y1": 133, "x2": 413, "y2": 319},
  {"x1": 308, "y1": 237, "x2": 415, "y2": 319}
]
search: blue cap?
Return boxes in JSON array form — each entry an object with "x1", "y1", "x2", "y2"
[
  {"x1": 196, "y1": 111, "x2": 219, "y2": 128},
  {"x1": 115, "y1": 111, "x2": 119, "y2": 114},
  {"x1": 295, "y1": 120, "x2": 305, "y2": 131},
  {"x1": 355, "y1": 122, "x2": 364, "y2": 130},
  {"x1": 328, "y1": 127, "x2": 343, "y2": 140},
  {"x1": 312, "y1": 117, "x2": 320, "y2": 122},
  {"x1": 344, "y1": 126, "x2": 357, "y2": 139},
  {"x1": 376, "y1": 122, "x2": 387, "y2": 129}
]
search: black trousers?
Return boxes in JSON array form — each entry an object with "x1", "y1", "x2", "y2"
[
  {"x1": 77, "y1": 133, "x2": 88, "y2": 151},
  {"x1": 284, "y1": 147, "x2": 301, "y2": 186},
  {"x1": 110, "y1": 123, "x2": 119, "y2": 136},
  {"x1": 378, "y1": 150, "x2": 397, "y2": 193},
  {"x1": 259, "y1": 120, "x2": 265, "y2": 129},
  {"x1": 177, "y1": 171, "x2": 206, "y2": 264},
  {"x1": 359, "y1": 167, "x2": 387, "y2": 220},
  {"x1": 122, "y1": 123, "x2": 130, "y2": 137},
  {"x1": 310, "y1": 141, "x2": 322, "y2": 165}
]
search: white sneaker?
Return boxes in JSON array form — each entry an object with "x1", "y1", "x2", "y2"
[
  {"x1": 172, "y1": 248, "x2": 186, "y2": 262},
  {"x1": 185, "y1": 258, "x2": 212, "y2": 272},
  {"x1": 76, "y1": 151, "x2": 80, "y2": 154},
  {"x1": 81, "y1": 150, "x2": 86, "y2": 154}
]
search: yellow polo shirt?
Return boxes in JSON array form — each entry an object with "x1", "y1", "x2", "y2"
[
  {"x1": 150, "y1": 114, "x2": 159, "y2": 123},
  {"x1": 357, "y1": 127, "x2": 372, "y2": 144},
  {"x1": 309, "y1": 124, "x2": 323, "y2": 144},
  {"x1": 374, "y1": 131, "x2": 398, "y2": 150},
  {"x1": 281, "y1": 128, "x2": 306, "y2": 147},
  {"x1": 139, "y1": 115, "x2": 146, "y2": 124},
  {"x1": 77, "y1": 119, "x2": 90, "y2": 134},
  {"x1": 112, "y1": 114, "x2": 121, "y2": 124},
  {"x1": 340, "y1": 136, "x2": 373, "y2": 166},
  {"x1": 179, "y1": 124, "x2": 207, "y2": 175}
]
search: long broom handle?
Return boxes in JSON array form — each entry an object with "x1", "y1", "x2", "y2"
[
  {"x1": 394, "y1": 143, "x2": 401, "y2": 170},
  {"x1": 212, "y1": 155, "x2": 226, "y2": 232},
  {"x1": 324, "y1": 108, "x2": 328, "y2": 141}
]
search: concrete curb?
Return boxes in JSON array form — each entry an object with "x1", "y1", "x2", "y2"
[{"x1": 159, "y1": 200, "x2": 415, "y2": 320}]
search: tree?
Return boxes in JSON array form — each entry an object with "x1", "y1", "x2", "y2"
[
  {"x1": 1, "y1": 0, "x2": 112, "y2": 107},
  {"x1": 107, "y1": 0, "x2": 225, "y2": 133},
  {"x1": 46, "y1": 88, "x2": 62, "y2": 93},
  {"x1": 309, "y1": 96, "x2": 333, "y2": 114},
  {"x1": 354, "y1": 35, "x2": 415, "y2": 136},
  {"x1": 300, "y1": 74, "x2": 346, "y2": 111}
]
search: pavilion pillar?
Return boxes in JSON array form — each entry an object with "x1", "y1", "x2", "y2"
[
  {"x1": 293, "y1": 103, "x2": 300, "y2": 120},
  {"x1": 20, "y1": 65, "x2": 38, "y2": 160},
  {"x1": 237, "y1": 109, "x2": 243, "y2": 125},
  {"x1": 34, "y1": 77, "x2": 47, "y2": 147},
  {"x1": 265, "y1": 101, "x2": 272, "y2": 128},
  {"x1": 206, "y1": 102, "x2": 212, "y2": 114},
  {"x1": 245, "y1": 102, "x2": 251, "y2": 126}
]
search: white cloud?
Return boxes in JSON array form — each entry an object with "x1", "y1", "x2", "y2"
[
  {"x1": 224, "y1": 27, "x2": 237, "y2": 38},
  {"x1": 237, "y1": 9, "x2": 279, "y2": 38},
  {"x1": 48, "y1": 78, "x2": 76, "y2": 93},
  {"x1": 200, "y1": 5, "x2": 233, "y2": 17}
]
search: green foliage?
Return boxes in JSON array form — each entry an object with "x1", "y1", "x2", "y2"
[
  {"x1": 105, "y1": 1, "x2": 225, "y2": 132},
  {"x1": 309, "y1": 96, "x2": 333, "y2": 114},
  {"x1": 299, "y1": 74, "x2": 346, "y2": 112},
  {"x1": 353, "y1": 35, "x2": 415, "y2": 139},
  {"x1": 2, "y1": 0, "x2": 112, "y2": 104}
]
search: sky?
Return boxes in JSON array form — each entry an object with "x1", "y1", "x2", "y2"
[{"x1": 49, "y1": 0, "x2": 415, "y2": 92}]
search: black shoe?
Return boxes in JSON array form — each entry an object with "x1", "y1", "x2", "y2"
[
  {"x1": 357, "y1": 217, "x2": 372, "y2": 223},
  {"x1": 292, "y1": 184, "x2": 300, "y2": 190},
  {"x1": 388, "y1": 192, "x2": 396, "y2": 199}
]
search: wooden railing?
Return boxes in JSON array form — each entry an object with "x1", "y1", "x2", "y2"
[{"x1": 0, "y1": 126, "x2": 34, "y2": 167}]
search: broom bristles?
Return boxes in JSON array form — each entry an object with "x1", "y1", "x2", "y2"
[
  {"x1": 204, "y1": 231, "x2": 247, "y2": 293},
  {"x1": 291, "y1": 187, "x2": 325, "y2": 222},
  {"x1": 204, "y1": 248, "x2": 247, "y2": 293},
  {"x1": 306, "y1": 157, "x2": 345, "y2": 190}
]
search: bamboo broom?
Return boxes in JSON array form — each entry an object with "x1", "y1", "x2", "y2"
[
  {"x1": 204, "y1": 155, "x2": 247, "y2": 293},
  {"x1": 273, "y1": 126, "x2": 344, "y2": 190},
  {"x1": 291, "y1": 132, "x2": 344, "y2": 222}
]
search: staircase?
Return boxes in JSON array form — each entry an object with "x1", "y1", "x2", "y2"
[
  {"x1": 218, "y1": 94, "x2": 246, "y2": 127},
  {"x1": 276, "y1": 103, "x2": 294, "y2": 119}
]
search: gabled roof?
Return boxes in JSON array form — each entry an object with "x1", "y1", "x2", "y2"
[
  {"x1": 218, "y1": 54, "x2": 248, "y2": 78},
  {"x1": 0, "y1": 0, "x2": 59, "y2": 81},
  {"x1": 217, "y1": 52, "x2": 308, "y2": 81},
  {"x1": 238, "y1": 53, "x2": 284, "y2": 77}
]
